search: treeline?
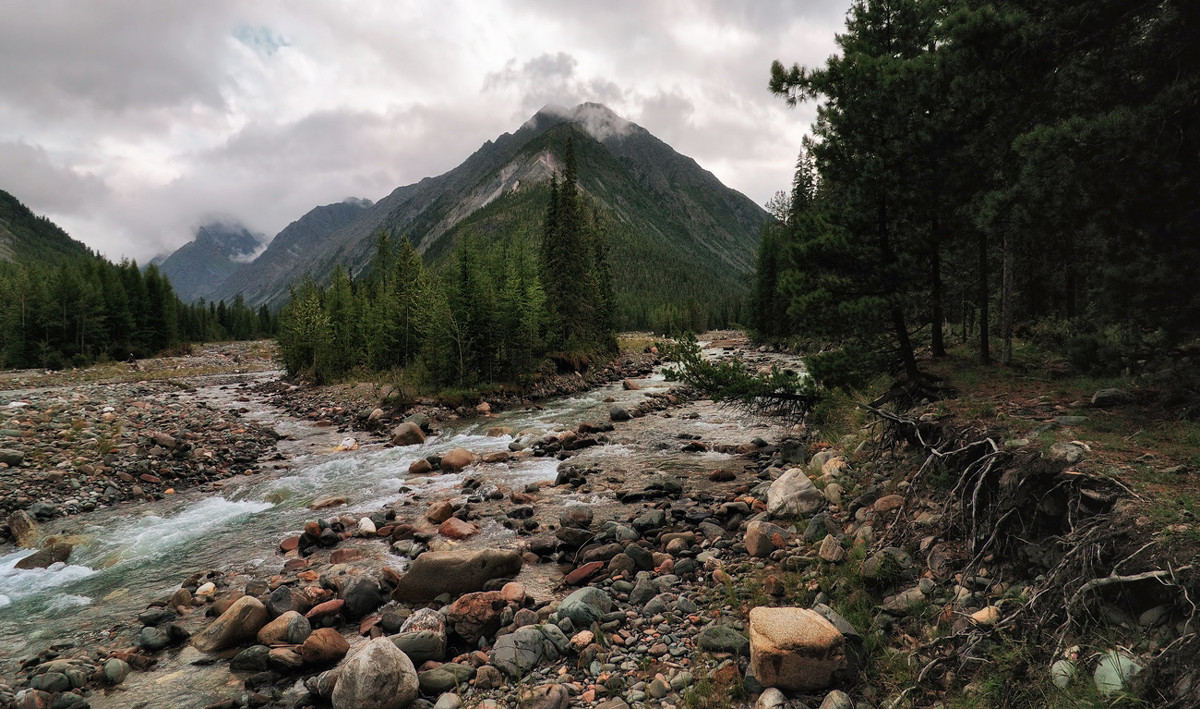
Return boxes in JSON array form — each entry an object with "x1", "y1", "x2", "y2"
[
  {"x1": 0, "y1": 258, "x2": 274, "y2": 369},
  {"x1": 277, "y1": 138, "x2": 617, "y2": 386},
  {"x1": 754, "y1": 0, "x2": 1199, "y2": 387}
]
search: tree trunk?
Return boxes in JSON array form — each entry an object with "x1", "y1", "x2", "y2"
[
  {"x1": 978, "y1": 231, "x2": 991, "y2": 364},
  {"x1": 878, "y1": 196, "x2": 919, "y2": 380},
  {"x1": 930, "y1": 216, "x2": 946, "y2": 357},
  {"x1": 1001, "y1": 229, "x2": 1014, "y2": 365},
  {"x1": 892, "y1": 305, "x2": 921, "y2": 381}
]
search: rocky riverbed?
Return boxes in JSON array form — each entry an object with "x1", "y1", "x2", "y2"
[{"x1": 1, "y1": 335, "x2": 1192, "y2": 709}]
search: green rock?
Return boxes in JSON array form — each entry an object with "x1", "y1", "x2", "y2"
[
  {"x1": 696, "y1": 625, "x2": 749, "y2": 655},
  {"x1": 1051, "y1": 659, "x2": 1076, "y2": 689},
  {"x1": 557, "y1": 587, "x2": 613, "y2": 627},
  {"x1": 418, "y1": 662, "x2": 476, "y2": 693},
  {"x1": 0, "y1": 448, "x2": 23, "y2": 466},
  {"x1": 1094, "y1": 650, "x2": 1143, "y2": 696},
  {"x1": 103, "y1": 658, "x2": 131, "y2": 685}
]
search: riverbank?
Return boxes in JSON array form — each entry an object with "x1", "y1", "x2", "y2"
[
  {"x1": 0, "y1": 342, "x2": 282, "y2": 543},
  {"x1": 1, "y1": 334, "x2": 1195, "y2": 709}
]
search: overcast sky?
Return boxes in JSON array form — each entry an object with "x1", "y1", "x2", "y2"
[{"x1": 0, "y1": 1, "x2": 850, "y2": 262}]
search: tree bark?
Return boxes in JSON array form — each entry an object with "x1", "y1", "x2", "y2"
[
  {"x1": 930, "y1": 216, "x2": 946, "y2": 358},
  {"x1": 1001, "y1": 229, "x2": 1013, "y2": 365},
  {"x1": 978, "y1": 230, "x2": 991, "y2": 364}
]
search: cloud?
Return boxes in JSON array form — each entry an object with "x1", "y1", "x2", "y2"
[
  {"x1": 0, "y1": 141, "x2": 109, "y2": 215},
  {"x1": 0, "y1": 1, "x2": 850, "y2": 261}
]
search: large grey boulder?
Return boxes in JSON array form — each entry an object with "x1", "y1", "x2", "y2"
[
  {"x1": 767, "y1": 468, "x2": 826, "y2": 519},
  {"x1": 492, "y1": 625, "x2": 561, "y2": 677},
  {"x1": 555, "y1": 587, "x2": 613, "y2": 627},
  {"x1": 391, "y1": 607, "x2": 447, "y2": 664},
  {"x1": 391, "y1": 548, "x2": 521, "y2": 602},
  {"x1": 331, "y1": 637, "x2": 419, "y2": 709}
]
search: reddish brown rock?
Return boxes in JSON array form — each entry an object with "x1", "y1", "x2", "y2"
[
  {"x1": 439, "y1": 517, "x2": 478, "y2": 540},
  {"x1": 446, "y1": 591, "x2": 508, "y2": 643},
  {"x1": 310, "y1": 496, "x2": 348, "y2": 510},
  {"x1": 873, "y1": 494, "x2": 905, "y2": 513},
  {"x1": 391, "y1": 423, "x2": 426, "y2": 446},
  {"x1": 408, "y1": 458, "x2": 434, "y2": 475},
  {"x1": 439, "y1": 448, "x2": 477, "y2": 473},
  {"x1": 745, "y1": 520, "x2": 790, "y2": 558},
  {"x1": 300, "y1": 627, "x2": 350, "y2": 665},
  {"x1": 330, "y1": 548, "x2": 363, "y2": 565},
  {"x1": 279, "y1": 536, "x2": 300, "y2": 553},
  {"x1": 426, "y1": 500, "x2": 455, "y2": 525},
  {"x1": 500, "y1": 581, "x2": 526, "y2": 604},
  {"x1": 563, "y1": 562, "x2": 605, "y2": 586},
  {"x1": 192, "y1": 596, "x2": 269, "y2": 653},
  {"x1": 305, "y1": 598, "x2": 344, "y2": 621},
  {"x1": 258, "y1": 610, "x2": 312, "y2": 646}
]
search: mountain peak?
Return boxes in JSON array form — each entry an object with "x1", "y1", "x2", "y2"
[{"x1": 531, "y1": 102, "x2": 638, "y2": 143}]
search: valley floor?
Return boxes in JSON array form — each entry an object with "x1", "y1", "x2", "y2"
[{"x1": 0, "y1": 335, "x2": 1196, "y2": 709}]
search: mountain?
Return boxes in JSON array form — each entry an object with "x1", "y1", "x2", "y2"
[
  {"x1": 156, "y1": 221, "x2": 267, "y2": 303},
  {"x1": 212, "y1": 103, "x2": 768, "y2": 323},
  {"x1": 0, "y1": 189, "x2": 95, "y2": 266},
  {"x1": 212, "y1": 198, "x2": 372, "y2": 305}
]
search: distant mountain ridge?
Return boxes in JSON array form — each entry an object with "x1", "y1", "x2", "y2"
[
  {"x1": 156, "y1": 221, "x2": 266, "y2": 302},
  {"x1": 211, "y1": 198, "x2": 372, "y2": 305},
  {"x1": 189, "y1": 103, "x2": 765, "y2": 326},
  {"x1": 0, "y1": 189, "x2": 95, "y2": 266}
]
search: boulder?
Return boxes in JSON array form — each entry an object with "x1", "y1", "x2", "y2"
[
  {"x1": 341, "y1": 576, "x2": 384, "y2": 620},
  {"x1": 749, "y1": 606, "x2": 846, "y2": 691},
  {"x1": 1091, "y1": 388, "x2": 1134, "y2": 407},
  {"x1": 766, "y1": 468, "x2": 826, "y2": 519},
  {"x1": 439, "y1": 447, "x2": 477, "y2": 473},
  {"x1": 192, "y1": 596, "x2": 269, "y2": 653},
  {"x1": 301, "y1": 628, "x2": 350, "y2": 665},
  {"x1": 609, "y1": 406, "x2": 631, "y2": 422},
  {"x1": 7, "y1": 510, "x2": 38, "y2": 548},
  {"x1": 520, "y1": 683, "x2": 569, "y2": 709},
  {"x1": 0, "y1": 449, "x2": 23, "y2": 467},
  {"x1": 818, "y1": 690, "x2": 855, "y2": 709},
  {"x1": 331, "y1": 637, "x2": 419, "y2": 709},
  {"x1": 818, "y1": 535, "x2": 846, "y2": 563},
  {"x1": 408, "y1": 458, "x2": 433, "y2": 475},
  {"x1": 257, "y1": 610, "x2": 311, "y2": 646},
  {"x1": 439, "y1": 517, "x2": 478, "y2": 540},
  {"x1": 556, "y1": 587, "x2": 613, "y2": 627},
  {"x1": 391, "y1": 630, "x2": 446, "y2": 665},
  {"x1": 14, "y1": 541, "x2": 72, "y2": 570},
  {"x1": 418, "y1": 662, "x2": 477, "y2": 694},
  {"x1": 745, "y1": 520, "x2": 790, "y2": 558},
  {"x1": 696, "y1": 625, "x2": 750, "y2": 656},
  {"x1": 391, "y1": 423, "x2": 426, "y2": 446},
  {"x1": 392, "y1": 548, "x2": 522, "y2": 602},
  {"x1": 446, "y1": 590, "x2": 508, "y2": 644},
  {"x1": 492, "y1": 625, "x2": 561, "y2": 677},
  {"x1": 1094, "y1": 650, "x2": 1143, "y2": 696},
  {"x1": 426, "y1": 500, "x2": 455, "y2": 524}
]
